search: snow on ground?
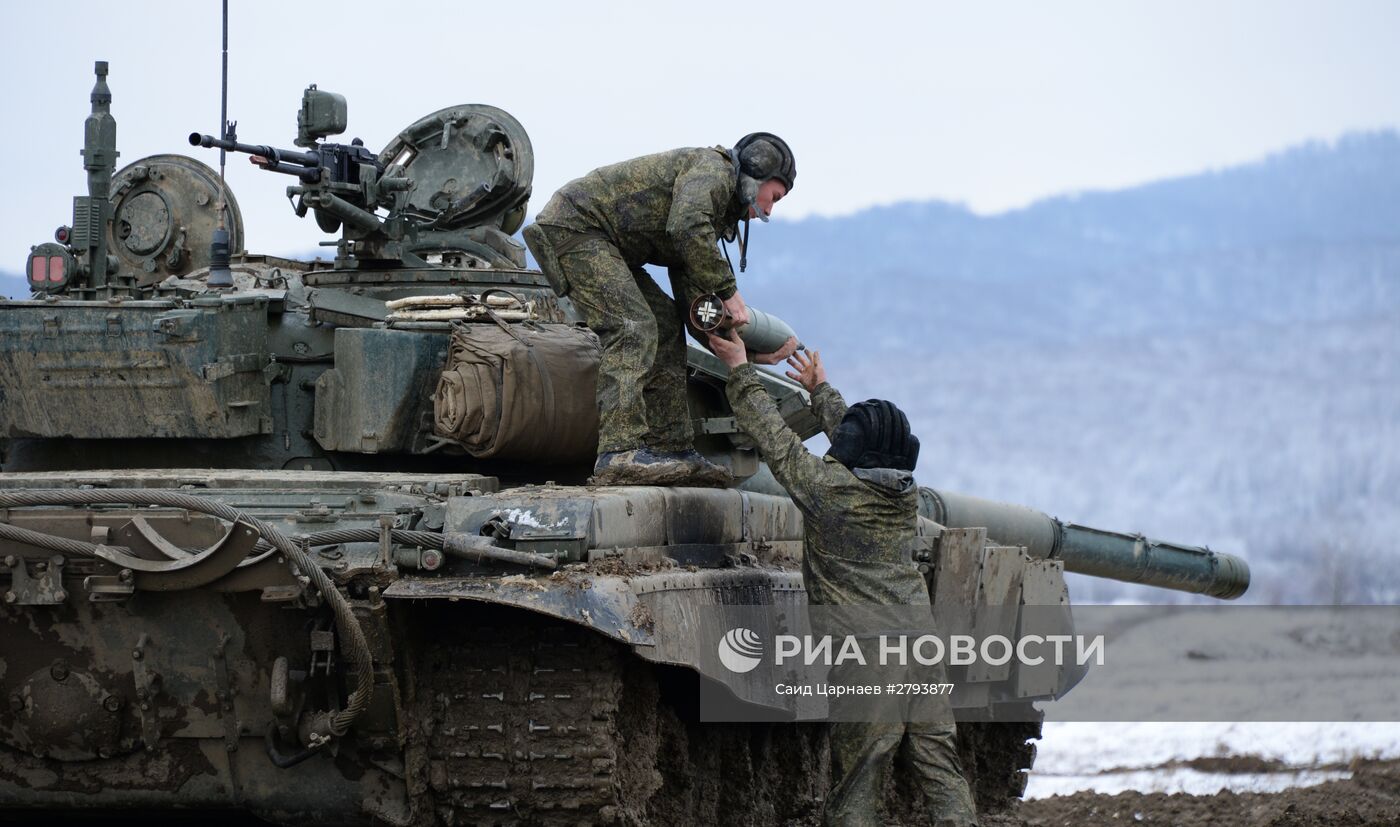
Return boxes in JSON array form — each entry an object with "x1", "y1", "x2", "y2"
[
  {"x1": 1028, "y1": 763, "x2": 1352, "y2": 798},
  {"x1": 1026, "y1": 721, "x2": 1400, "y2": 798},
  {"x1": 1024, "y1": 604, "x2": 1400, "y2": 798}
]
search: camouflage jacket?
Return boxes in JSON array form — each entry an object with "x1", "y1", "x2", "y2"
[
  {"x1": 726, "y1": 364, "x2": 931, "y2": 607},
  {"x1": 534, "y1": 147, "x2": 745, "y2": 299}
]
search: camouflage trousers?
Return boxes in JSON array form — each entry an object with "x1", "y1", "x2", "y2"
[
  {"x1": 525, "y1": 224, "x2": 692, "y2": 454},
  {"x1": 826, "y1": 720, "x2": 978, "y2": 827},
  {"x1": 825, "y1": 661, "x2": 978, "y2": 827}
]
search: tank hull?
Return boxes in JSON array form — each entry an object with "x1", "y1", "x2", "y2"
[{"x1": 0, "y1": 469, "x2": 1058, "y2": 822}]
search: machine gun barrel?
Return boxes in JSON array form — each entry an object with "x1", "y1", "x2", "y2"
[
  {"x1": 918, "y1": 488, "x2": 1250, "y2": 599},
  {"x1": 188, "y1": 133, "x2": 321, "y2": 180}
]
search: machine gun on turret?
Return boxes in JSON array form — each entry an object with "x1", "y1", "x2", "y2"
[
  {"x1": 190, "y1": 85, "x2": 534, "y2": 269},
  {"x1": 190, "y1": 85, "x2": 414, "y2": 242}
]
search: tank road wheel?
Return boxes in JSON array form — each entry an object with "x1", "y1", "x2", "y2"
[{"x1": 409, "y1": 605, "x2": 829, "y2": 826}]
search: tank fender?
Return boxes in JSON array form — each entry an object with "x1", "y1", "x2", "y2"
[
  {"x1": 382, "y1": 568, "x2": 807, "y2": 707},
  {"x1": 383, "y1": 572, "x2": 654, "y2": 646}
]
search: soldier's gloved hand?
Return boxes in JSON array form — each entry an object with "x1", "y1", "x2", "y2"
[
  {"x1": 784, "y1": 348, "x2": 826, "y2": 391},
  {"x1": 751, "y1": 336, "x2": 799, "y2": 365},
  {"x1": 707, "y1": 328, "x2": 748, "y2": 369},
  {"x1": 722, "y1": 291, "x2": 751, "y2": 327}
]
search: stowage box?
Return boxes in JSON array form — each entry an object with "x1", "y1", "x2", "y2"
[{"x1": 0, "y1": 296, "x2": 271, "y2": 439}]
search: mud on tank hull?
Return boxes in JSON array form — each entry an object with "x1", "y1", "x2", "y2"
[{"x1": 0, "y1": 470, "x2": 1055, "y2": 824}]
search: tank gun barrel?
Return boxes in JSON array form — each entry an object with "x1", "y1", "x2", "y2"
[{"x1": 918, "y1": 488, "x2": 1250, "y2": 599}]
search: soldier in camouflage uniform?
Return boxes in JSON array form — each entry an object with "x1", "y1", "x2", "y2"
[
  {"x1": 709, "y1": 337, "x2": 979, "y2": 827},
  {"x1": 523, "y1": 134, "x2": 798, "y2": 486}
]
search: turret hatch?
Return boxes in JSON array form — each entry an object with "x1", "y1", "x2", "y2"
[{"x1": 379, "y1": 104, "x2": 533, "y2": 237}]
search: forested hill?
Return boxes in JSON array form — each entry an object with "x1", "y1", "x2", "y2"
[
  {"x1": 740, "y1": 131, "x2": 1400, "y2": 357},
  {"x1": 734, "y1": 131, "x2": 1400, "y2": 604}
]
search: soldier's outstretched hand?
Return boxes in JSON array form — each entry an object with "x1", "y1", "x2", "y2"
[
  {"x1": 785, "y1": 349, "x2": 826, "y2": 392},
  {"x1": 751, "y1": 336, "x2": 800, "y2": 365}
]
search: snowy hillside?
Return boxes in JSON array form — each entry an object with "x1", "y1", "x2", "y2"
[{"x1": 740, "y1": 132, "x2": 1400, "y2": 604}]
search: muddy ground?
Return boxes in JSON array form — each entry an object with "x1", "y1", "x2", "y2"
[
  {"x1": 985, "y1": 758, "x2": 1400, "y2": 827},
  {"x1": 21, "y1": 760, "x2": 1400, "y2": 826}
]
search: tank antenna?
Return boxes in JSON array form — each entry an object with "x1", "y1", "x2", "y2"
[{"x1": 207, "y1": 0, "x2": 234, "y2": 288}]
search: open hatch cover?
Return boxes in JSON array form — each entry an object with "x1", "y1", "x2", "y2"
[{"x1": 379, "y1": 104, "x2": 533, "y2": 236}]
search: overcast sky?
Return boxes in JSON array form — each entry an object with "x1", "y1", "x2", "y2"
[{"x1": 2, "y1": 0, "x2": 1398, "y2": 263}]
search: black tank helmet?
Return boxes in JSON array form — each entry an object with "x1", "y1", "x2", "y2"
[
  {"x1": 827, "y1": 399, "x2": 921, "y2": 472},
  {"x1": 734, "y1": 132, "x2": 796, "y2": 193}
]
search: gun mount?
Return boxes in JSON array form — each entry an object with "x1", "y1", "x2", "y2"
[
  {"x1": 189, "y1": 124, "x2": 410, "y2": 238},
  {"x1": 189, "y1": 84, "x2": 534, "y2": 270}
]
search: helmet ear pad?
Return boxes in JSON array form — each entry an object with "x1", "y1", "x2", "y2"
[{"x1": 735, "y1": 174, "x2": 760, "y2": 209}]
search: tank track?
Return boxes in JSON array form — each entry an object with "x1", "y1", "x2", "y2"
[
  {"x1": 956, "y1": 713, "x2": 1043, "y2": 811},
  {"x1": 415, "y1": 613, "x2": 625, "y2": 824},
  {"x1": 412, "y1": 607, "x2": 829, "y2": 826},
  {"x1": 412, "y1": 607, "x2": 1036, "y2": 825}
]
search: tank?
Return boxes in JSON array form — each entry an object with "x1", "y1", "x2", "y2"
[{"x1": 0, "y1": 62, "x2": 1250, "y2": 825}]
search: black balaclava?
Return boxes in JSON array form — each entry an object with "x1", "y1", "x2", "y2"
[{"x1": 827, "y1": 399, "x2": 920, "y2": 472}]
